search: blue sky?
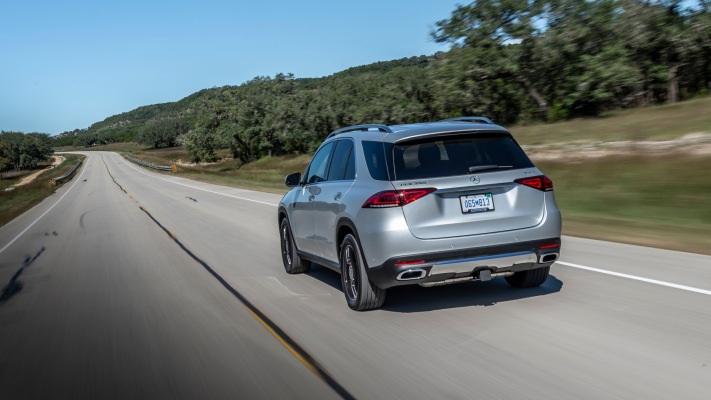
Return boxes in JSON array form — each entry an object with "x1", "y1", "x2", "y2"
[{"x1": 0, "y1": 0, "x2": 459, "y2": 135}]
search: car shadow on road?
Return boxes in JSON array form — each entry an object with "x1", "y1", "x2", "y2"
[
  {"x1": 305, "y1": 264, "x2": 563, "y2": 312},
  {"x1": 384, "y1": 275, "x2": 563, "y2": 313},
  {"x1": 305, "y1": 264, "x2": 343, "y2": 291}
]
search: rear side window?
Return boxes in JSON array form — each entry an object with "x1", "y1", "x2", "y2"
[
  {"x1": 392, "y1": 133, "x2": 534, "y2": 180},
  {"x1": 362, "y1": 141, "x2": 392, "y2": 181},
  {"x1": 327, "y1": 140, "x2": 355, "y2": 181}
]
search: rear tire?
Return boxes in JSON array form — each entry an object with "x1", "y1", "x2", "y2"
[
  {"x1": 340, "y1": 234, "x2": 385, "y2": 311},
  {"x1": 505, "y1": 266, "x2": 550, "y2": 288},
  {"x1": 280, "y1": 218, "x2": 311, "y2": 274}
]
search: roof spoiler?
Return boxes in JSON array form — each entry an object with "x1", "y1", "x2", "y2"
[
  {"x1": 326, "y1": 124, "x2": 393, "y2": 139},
  {"x1": 439, "y1": 116, "x2": 493, "y2": 125}
]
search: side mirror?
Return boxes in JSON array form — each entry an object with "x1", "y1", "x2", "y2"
[{"x1": 285, "y1": 172, "x2": 302, "y2": 187}]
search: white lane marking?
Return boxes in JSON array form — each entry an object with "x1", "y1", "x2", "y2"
[
  {"x1": 0, "y1": 162, "x2": 88, "y2": 255},
  {"x1": 117, "y1": 154, "x2": 278, "y2": 207},
  {"x1": 557, "y1": 261, "x2": 711, "y2": 296}
]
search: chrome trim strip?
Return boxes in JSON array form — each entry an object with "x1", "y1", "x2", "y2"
[
  {"x1": 420, "y1": 276, "x2": 473, "y2": 287},
  {"x1": 419, "y1": 271, "x2": 516, "y2": 287},
  {"x1": 430, "y1": 251, "x2": 537, "y2": 276},
  {"x1": 435, "y1": 183, "x2": 514, "y2": 195}
]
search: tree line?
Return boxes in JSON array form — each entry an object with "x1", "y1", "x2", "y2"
[
  {"x1": 0, "y1": 132, "x2": 54, "y2": 177},
  {"x1": 54, "y1": 0, "x2": 711, "y2": 163}
]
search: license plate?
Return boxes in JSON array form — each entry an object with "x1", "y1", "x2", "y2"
[{"x1": 460, "y1": 193, "x2": 494, "y2": 213}]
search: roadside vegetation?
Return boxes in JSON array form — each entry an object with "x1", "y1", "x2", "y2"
[
  {"x1": 540, "y1": 155, "x2": 711, "y2": 254},
  {"x1": 77, "y1": 96, "x2": 710, "y2": 255},
  {"x1": 0, "y1": 154, "x2": 85, "y2": 227},
  {"x1": 0, "y1": 131, "x2": 54, "y2": 178},
  {"x1": 510, "y1": 97, "x2": 711, "y2": 145}
]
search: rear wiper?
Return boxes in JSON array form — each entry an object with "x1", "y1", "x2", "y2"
[{"x1": 468, "y1": 165, "x2": 513, "y2": 173}]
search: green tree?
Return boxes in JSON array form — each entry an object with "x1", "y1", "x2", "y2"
[
  {"x1": 0, "y1": 131, "x2": 52, "y2": 171},
  {"x1": 137, "y1": 118, "x2": 189, "y2": 149},
  {"x1": 73, "y1": 131, "x2": 99, "y2": 147},
  {"x1": 0, "y1": 141, "x2": 10, "y2": 179},
  {"x1": 19, "y1": 133, "x2": 53, "y2": 169},
  {"x1": 431, "y1": 0, "x2": 551, "y2": 119}
]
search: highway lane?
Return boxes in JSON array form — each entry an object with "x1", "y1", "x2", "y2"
[
  {"x1": 0, "y1": 154, "x2": 337, "y2": 399},
  {"x1": 1, "y1": 151, "x2": 710, "y2": 399}
]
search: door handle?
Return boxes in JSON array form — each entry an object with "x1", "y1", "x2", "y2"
[
  {"x1": 308, "y1": 195, "x2": 315, "y2": 202},
  {"x1": 333, "y1": 192, "x2": 342, "y2": 201}
]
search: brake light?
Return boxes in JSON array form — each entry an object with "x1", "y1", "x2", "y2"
[
  {"x1": 515, "y1": 175, "x2": 553, "y2": 191},
  {"x1": 362, "y1": 188, "x2": 436, "y2": 208}
]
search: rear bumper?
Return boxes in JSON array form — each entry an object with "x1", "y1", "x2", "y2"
[
  {"x1": 355, "y1": 193, "x2": 562, "y2": 270},
  {"x1": 365, "y1": 238, "x2": 560, "y2": 289}
]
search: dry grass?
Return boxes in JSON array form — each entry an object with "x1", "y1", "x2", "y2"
[
  {"x1": 538, "y1": 154, "x2": 711, "y2": 255},
  {"x1": 510, "y1": 96, "x2": 711, "y2": 145},
  {"x1": 562, "y1": 216, "x2": 710, "y2": 255}
]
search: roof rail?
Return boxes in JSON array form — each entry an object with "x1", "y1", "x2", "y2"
[
  {"x1": 440, "y1": 116, "x2": 494, "y2": 125},
  {"x1": 327, "y1": 124, "x2": 393, "y2": 139}
]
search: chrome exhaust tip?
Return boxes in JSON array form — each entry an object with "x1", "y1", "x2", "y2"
[
  {"x1": 397, "y1": 268, "x2": 427, "y2": 281},
  {"x1": 539, "y1": 253, "x2": 559, "y2": 264}
]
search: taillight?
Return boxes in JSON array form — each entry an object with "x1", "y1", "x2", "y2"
[
  {"x1": 362, "y1": 188, "x2": 436, "y2": 208},
  {"x1": 515, "y1": 175, "x2": 553, "y2": 191}
]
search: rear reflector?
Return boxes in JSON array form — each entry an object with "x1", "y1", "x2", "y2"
[
  {"x1": 515, "y1": 175, "x2": 553, "y2": 191},
  {"x1": 539, "y1": 243, "x2": 559, "y2": 249},
  {"x1": 395, "y1": 259, "x2": 426, "y2": 267},
  {"x1": 362, "y1": 188, "x2": 436, "y2": 208}
]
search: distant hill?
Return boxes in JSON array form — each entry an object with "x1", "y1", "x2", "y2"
[{"x1": 53, "y1": 54, "x2": 440, "y2": 147}]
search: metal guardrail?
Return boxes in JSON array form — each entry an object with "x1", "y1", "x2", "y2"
[
  {"x1": 125, "y1": 156, "x2": 176, "y2": 172},
  {"x1": 50, "y1": 160, "x2": 82, "y2": 185}
]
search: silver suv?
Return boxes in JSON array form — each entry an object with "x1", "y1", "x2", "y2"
[{"x1": 278, "y1": 117, "x2": 561, "y2": 310}]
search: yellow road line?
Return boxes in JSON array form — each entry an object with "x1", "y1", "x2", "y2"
[{"x1": 245, "y1": 307, "x2": 321, "y2": 377}]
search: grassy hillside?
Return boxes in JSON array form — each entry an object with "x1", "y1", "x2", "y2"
[
  {"x1": 53, "y1": 55, "x2": 440, "y2": 149},
  {"x1": 510, "y1": 96, "x2": 711, "y2": 145},
  {"x1": 540, "y1": 155, "x2": 711, "y2": 254}
]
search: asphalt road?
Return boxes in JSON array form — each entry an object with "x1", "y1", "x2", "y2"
[{"x1": 1, "y1": 151, "x2": 710, "y2": 399}]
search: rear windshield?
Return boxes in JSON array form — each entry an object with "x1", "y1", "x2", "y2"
[{"x1": 392, "y1": 133, "x2": 534, "y2": 180}]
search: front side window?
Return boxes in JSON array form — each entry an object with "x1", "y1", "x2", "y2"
[{"x1": 305, "y1": 142, "x2": 335, "y2": 184}]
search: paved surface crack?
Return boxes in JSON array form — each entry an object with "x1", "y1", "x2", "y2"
[{"x1": 101, "y1": 155, "x2": 127, "y2": 194}]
